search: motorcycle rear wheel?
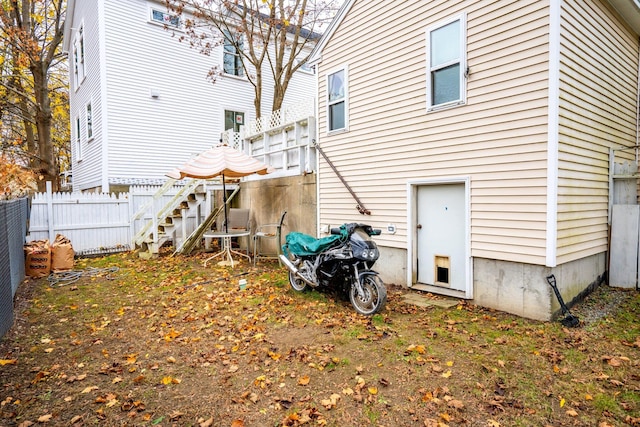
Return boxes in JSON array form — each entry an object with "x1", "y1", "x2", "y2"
[
  {"x1": 287, "y1": 255, "x2": 309, "y2": 292},
  {"x1": 349, "y1": 274, "x2": 387, "y2": 315},
  {"x1": 289, "y1": 270, "x2": 308, "y2": 292}
]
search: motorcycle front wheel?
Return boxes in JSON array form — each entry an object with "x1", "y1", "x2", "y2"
[{"x1": 349, "y1": 274, "x2": 387, "y2": 315}]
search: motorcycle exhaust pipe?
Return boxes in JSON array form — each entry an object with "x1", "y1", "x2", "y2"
[{"x1": 279, "y1": 255, "x2": 316, "y2": 287}]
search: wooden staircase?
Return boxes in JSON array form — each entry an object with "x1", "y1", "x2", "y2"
[{"x1": 132, "y1": 179, "x2": 210, "y2": 258}]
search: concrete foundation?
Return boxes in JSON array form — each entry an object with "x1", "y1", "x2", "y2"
[
  {"x1": 238, "y1": 174, "x2": 317, "y2": 256},
  {"x1": 471, "y1": 253, "x2": 607, "y2": 321},
  {"x1": 373, "y1": 246, "x2": 607, "y2": 321}
]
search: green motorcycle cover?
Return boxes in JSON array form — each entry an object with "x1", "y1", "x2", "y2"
[{"x1": 283, "y1": 229, "x2": 347, "y2": 256}]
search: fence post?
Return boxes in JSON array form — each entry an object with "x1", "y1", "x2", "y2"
[
  {"x1": 129, "y1": 188, "x2": 136, "y2": 249},
  {"x1": 46, "y1": 181, "x2": 54, "y2": 242}
]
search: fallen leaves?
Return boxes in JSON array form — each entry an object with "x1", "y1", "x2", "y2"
[
  {"x1": 297, "y1": 375, "x2": 310, "y2": 386},
  {"x1": 37, "y1": 414, "x2": 53, "y2": 422},
  {"x1": 320, "y1": 393, "x2": 341, "y2": 409},
  {"x1": 3, "y1": 255, "x2": 639, "y2": 427},
  {"x1": 161, "y1": 376, "x2": 181, "y2": 385}
]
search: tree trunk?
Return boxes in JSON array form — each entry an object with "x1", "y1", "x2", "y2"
[
  {"x1": 32, "y1": 60, "x2": 58, "y2": 192},
  {"x1": 254, "y1": 68, "x2": 263, "y2": 119}
]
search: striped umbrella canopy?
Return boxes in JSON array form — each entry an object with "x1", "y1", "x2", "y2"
[
  {"x1": 166, "y1": 144, "x2": 273, "y2": 232},
  {"x1": 166, "y1": 144, "x2": 273, "y2": 180}
]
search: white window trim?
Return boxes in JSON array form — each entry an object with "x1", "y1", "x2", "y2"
[
  {"x1": 75, "y1": 115, "x2": 83, "y2": 162},
  {"x1": 72, "y1": 44, "x2": 79, "y2": 91},
  {"x1": 425, "y1": 13, "x2": 467, "y2": 112},
  {"x1": 148, "y1": 7, "x2": 182, "y2": 29},
  {"x1": 326, "y1": 65, "x2": 348, "y2": 134},
  {"x1": 222, "y1": 30, "x2": 245, "y2": 78},
  {"x1": 78, "y1": 24, "x2": 86, "y2": 83},
  {"x1": 85, "y1": 101, "x2": 93, "y2": 142},
  {"x1": 72, "y1": 23, "x2": 86, "y2": 91}
]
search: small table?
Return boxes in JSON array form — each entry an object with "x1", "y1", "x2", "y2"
[{"x1": 203, "y1": 230, "x2": 251, "y2": 267}]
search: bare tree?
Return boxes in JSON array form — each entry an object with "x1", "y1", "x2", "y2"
[
  {"x1": 165, "y1": 0, "x2": 340, "y2": 118},
  {"x1": 0, "y1": 0, "x2": 67, "y2": 192}
]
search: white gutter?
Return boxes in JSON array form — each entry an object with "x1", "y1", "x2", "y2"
[
  {"x1": 62, "y1": 0, "x2": 76, "y2": 53},
  {"x1": 98, "y1": 0, "x2": 110, "y2": 192},
  {"x1": 546, "y1": 0, "x2": 561, "y2": 268},
  {"x1": 637, "y1": 36, "x2": 640, "y2": 163}
]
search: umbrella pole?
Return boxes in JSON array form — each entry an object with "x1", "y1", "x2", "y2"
[{"x1": 222, "y1": 173, "x2": 228, "y2": 233}]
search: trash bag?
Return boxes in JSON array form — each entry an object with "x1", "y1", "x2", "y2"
[
  {"x1": 24, "y1": 240, "x2": 51, "y2": 278},
  {"x1": 51, "y1": 234, "x2": 74, "y2": 272}
]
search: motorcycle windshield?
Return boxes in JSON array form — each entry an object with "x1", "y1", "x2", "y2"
[{"x1": 351, "y1": 229, "x2": 379, "y2": 261}]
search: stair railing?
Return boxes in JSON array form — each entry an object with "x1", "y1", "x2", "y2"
[{"x1": 132, "y1": 178, "x2": 208, "y2": 246}]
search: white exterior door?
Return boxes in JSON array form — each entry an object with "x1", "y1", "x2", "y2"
[{"x1": 416, "y1": 183, "x2": 467, "y2": 293}]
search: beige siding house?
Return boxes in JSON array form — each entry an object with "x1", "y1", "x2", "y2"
[{"x1": 309, "y1": 0, "x2": 640, "y2": 320}]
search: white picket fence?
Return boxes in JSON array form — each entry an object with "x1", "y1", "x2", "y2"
[{"x1": 27, "y1": 182, "x2": 194, "y2": 256}]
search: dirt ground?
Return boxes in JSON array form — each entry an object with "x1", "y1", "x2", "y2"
[{"x1": 0, "y1": 250, "x2": 639, "y2": 427}]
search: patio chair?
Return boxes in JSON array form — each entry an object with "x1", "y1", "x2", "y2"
[
  {"x1": 215, "y1": 208, "x2": 251, "y2": 255},
  {"x1": 253, "y1": 211, "x2": 287, "y2": 265}
]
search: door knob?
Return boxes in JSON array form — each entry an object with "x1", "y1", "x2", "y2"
[{"x1": 416, "y1": 224, "x2": 422, "y2": 229}]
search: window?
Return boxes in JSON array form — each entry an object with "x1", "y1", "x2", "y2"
[
  {"x1": 223, "y1": 30, "x2": 244, "y2": 77},
  {"x1": 73, "y1": 24, "x2": 86, "y2": 88},
  {"x1": 151, "y1": 9, "x2": 180, "y2": 27},
  {"x1": 73, "y1": 46, "x2": 79, "y2": 88},
  {"x1": 75, "y1": 116, "x2": 82, "y2": 161},
  {"x1": 86, "y1": 103, "x2": 93, "y2": 140},
  {"x1": 327, "y1": 67, "x2": 347, "y2": 132},
  {"x1": 79, "y1": 25, "x2": 85, "y2": 78},
  {"x1": 225, "y1": 110, "x2": 245, "y2": 132},
  {"x1": 426, "y1": 14, "x2": 466, "y2": 110}
]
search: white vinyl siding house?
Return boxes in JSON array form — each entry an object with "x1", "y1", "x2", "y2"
[
  {"x1": 63, "y1": 0, "x2": 315, "y2": 192},
  {"x1": 555, "y1": 0, "x2": 638, "y2": 265},
  {"x1": 310, "y1": 0, "x2": 639, "y2": 319},
  {"x1": 315, "y1": 0, "x2": 551, "y2": 264}
]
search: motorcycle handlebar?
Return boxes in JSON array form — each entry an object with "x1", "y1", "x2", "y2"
[{"x1": 330, "y1": 225, "x2": 382, "y2": 236}]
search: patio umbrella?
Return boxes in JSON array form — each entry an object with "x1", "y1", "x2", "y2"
[{"x1": 166, "y1": 144, "x2": 273, "y2": 232}]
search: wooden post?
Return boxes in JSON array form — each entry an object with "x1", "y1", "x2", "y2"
[{"x1": 46, "y1": 181, "x2": 54, "y2": 242}]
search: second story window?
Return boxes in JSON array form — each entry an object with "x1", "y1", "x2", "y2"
[
  {"x1": 73, "y1": 24, "x2": 86, "y2": 89},
  {"x1": 327, "y1": 67, "x2": 347, "y2": 132},
  {"x1": 151, "y1": 9, "x2": 180, "y2": 27},
  {"x1": 426, "y1": 14, "x2": 466, "y2": 110},
  {"x1": 223, "y1": 30, "x2": 244, "y2": 77}
]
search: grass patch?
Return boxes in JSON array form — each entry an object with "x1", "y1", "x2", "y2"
[{"x1": 1, "y1": 253, "x2": 638, "y2": 427}]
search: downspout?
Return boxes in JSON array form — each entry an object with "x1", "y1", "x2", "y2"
[
  {"x1": 313, "y1": 64, "x2": 321, "y2": 236},
  {"x1": 636, "y1": 35, "x2": 640, "y2": 164},
  {"x1": 546, "y1": 0, "x2": 561, "y2": 268},
  {"x1": 99, "y1": 0, "x2": 110, "y2": 193}
]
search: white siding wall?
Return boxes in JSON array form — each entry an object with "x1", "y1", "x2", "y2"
[
  {"x1": 102, "y1": 0, "x2": 256, "y2": 183},
  {"x1": 317, "y1": 0, "x2": 551, "y2": 265},
  {"x1": 556, "y1": 0, "x2": 638, "y2": 264},
  {"x1": 69, "y1": 0, "x2": 104, "y2": 190},
  {"x1": 69, "y1": 0, "x2": 314, "y2": 190}
]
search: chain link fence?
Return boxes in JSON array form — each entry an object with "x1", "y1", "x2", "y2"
[{"x1": 0, "y1": 198, "x2": 29, "y2": 338}]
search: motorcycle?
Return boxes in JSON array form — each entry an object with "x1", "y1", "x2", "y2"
[{"x1": 279, "y1": 223, "x2": 387, "y2": 315}]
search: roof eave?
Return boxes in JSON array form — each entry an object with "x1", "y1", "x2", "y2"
[
  {"x1": 62, "y1": 0, "x2": 76, "y2": 53},
  {"x1": 308, "y1": 0, "x2": 356, "y2": 65},
  {"x1": 607, "y1": 0, "x2": 640, "y2": 34}
]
